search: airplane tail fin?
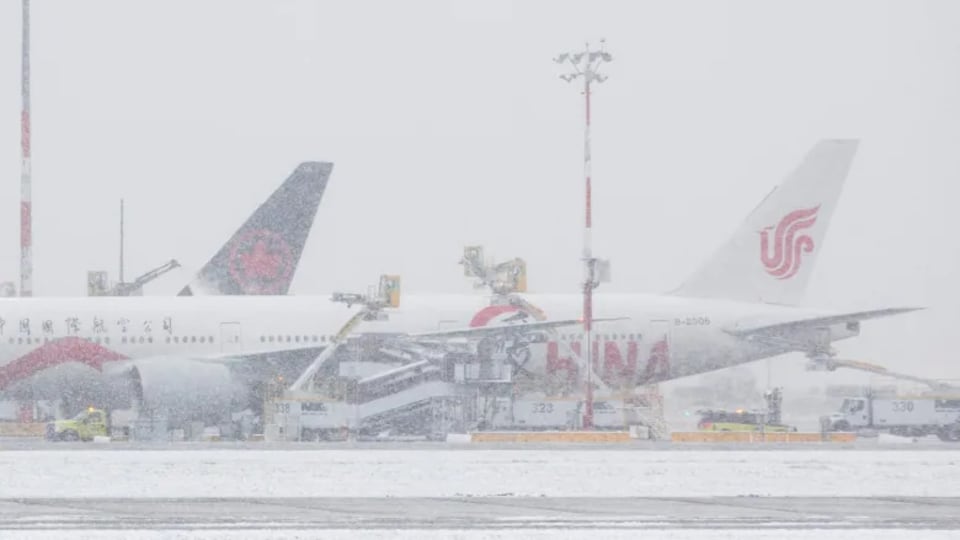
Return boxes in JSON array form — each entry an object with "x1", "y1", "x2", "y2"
[
  {"x1": 672, "y1": 139, "x2": 859, "y2": 305},
  {"x1": 178, "y1": 162, "x2": 333, "y2": 296}
]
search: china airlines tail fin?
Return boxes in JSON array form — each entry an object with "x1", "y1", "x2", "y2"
[
  {"x1": 178, "y1": 162, "x2": 333, "y2": 296},
  {"x1": 672, "y1": 139, "x2": 859, "y2": 305}
]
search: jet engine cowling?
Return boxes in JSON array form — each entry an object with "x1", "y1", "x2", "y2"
[{"x1": 124, "y1": 357, "x2": 248, "y2": 426}]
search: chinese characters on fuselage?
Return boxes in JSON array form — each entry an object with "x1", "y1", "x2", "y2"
[{"x1": 0, "y1": 316, "x2": 174, "y2": 338}]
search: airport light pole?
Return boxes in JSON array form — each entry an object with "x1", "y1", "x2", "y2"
[{"x1": 554, "y1": 41, "x2": 611, "y2": 430}]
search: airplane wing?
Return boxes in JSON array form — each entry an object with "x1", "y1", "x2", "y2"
[
  {"x1": 727, "y1": 307, "x2": 923, "y2": 338},
  {"x1": 407, "y1": 317, "x2": 628, "y2": 341}
]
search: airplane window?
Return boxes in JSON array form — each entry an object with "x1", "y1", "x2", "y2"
[
  {"x1": 190, "y1": 336, "x2": 196, "y2": 343},
  {"x1": 140, "y1": 337, "x2": 146, "y2": 344},
  {"x1": 317, "y1": 336, "x2": 323, "y2": 343},
  {"x1": 122, "y1": 337, "x2": 127, "y2": 344},
  {"x1": 104, "y1": 337, "x2": 110, "y2": 345},
  {"x1": 260, "y1": 336, "x2": 265, "y2": 343},
  {"x1": 174, "y1": 337, "x2": 179, "y2": 343},
  {"x1": 209, "y1": 337, "x2": 214, "y2": 343},
  {"x1": 286, "y1": 336, "x2": 291, "y2": 343},
  {"x1": 165, "y1": 337, "x2": 170, "y2": 344},
  {"x1": 199, "y1": 336, "x2": 205, "y2": 343},
  {"x1": 147, "y1": 337, "x2": 153, "y2": 344},
  {"x1": 269, "y1": 336, "x2": 275, "y2": 343},
  {"x1": 295, "y1": 336, "x2": 300, "y2": 343},
  {"x1": 17, "y1": 337, "x2": 22, "y2": 345}
]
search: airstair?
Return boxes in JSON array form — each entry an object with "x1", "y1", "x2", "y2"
[{"x1": 274, "y1": 357, "x2": 461, "y2": 440}]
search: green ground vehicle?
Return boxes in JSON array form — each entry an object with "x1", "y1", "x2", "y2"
[
  {"x1": 696, "y1": 388, "x2": 796, "y2": 432},
  {"x1": 696, "y1": 409, "x2": 796, "y2": 432},
  {"x1": 45, "y1": 408, "x2": 109, "y2": 441}
]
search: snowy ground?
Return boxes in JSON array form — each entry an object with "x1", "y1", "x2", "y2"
[
  {"x1": 9, "y1": 531, "x2": 960, "y2": 540},
  {"x1": 0, "y1": 449, "x2": 958, "y2": 537},
  {"x1": 0, "y1": 449, "x2": 957, "y2": 498}
]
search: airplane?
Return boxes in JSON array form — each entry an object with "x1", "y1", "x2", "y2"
[
  {"x1": 0, "y1": 161, "x2": 333, "y2": 417},
  {"x1": 0, "y1": 140, "x2": 919, "y2": 422},
  {"x1": 430, "y1": 139, "x2": 922, "y2": 389},
  {"x1": 177, "y1": 161, "x2": 333, "y2": 296}
]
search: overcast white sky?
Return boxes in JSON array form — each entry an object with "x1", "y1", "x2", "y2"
[{"x1": 0, "y1": 0, "x2": 957, "y2": 378}]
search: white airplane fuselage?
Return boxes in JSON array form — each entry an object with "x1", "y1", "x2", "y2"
[{"x1": 0, "y1": 293, "x2": 858, "y2": 390}]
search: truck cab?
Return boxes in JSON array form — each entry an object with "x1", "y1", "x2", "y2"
[
  {"x1": 46, "y1": 408, "x2": 109, "y2": 442},
  {"x1": 828, "y1": 397, "x2": 870, "y2": 430}
]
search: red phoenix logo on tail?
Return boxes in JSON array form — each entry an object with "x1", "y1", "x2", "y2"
[{"x1": 759, "y1": 206, "x2": 820, "y2": 280}]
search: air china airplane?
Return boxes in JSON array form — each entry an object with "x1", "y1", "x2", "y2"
[{"x1": 0, "y1": 140, "x2": 918, "y2": 417}]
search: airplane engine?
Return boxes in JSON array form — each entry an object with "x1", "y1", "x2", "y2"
[{"x1": 125, "y1": 357, "x2": 247, "y2": 425}]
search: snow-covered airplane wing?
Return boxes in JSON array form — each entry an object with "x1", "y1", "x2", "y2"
[
  {"x1": 408, "y1": 318, "x2": 628, "y2": 340},
  {"x1": 727, "y1": 307, "x2": 922, "y2": 338}
]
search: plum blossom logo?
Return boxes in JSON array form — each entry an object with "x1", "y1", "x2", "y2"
[{"x1": 759, "y1": 206, "x2": 819, "y2": 280}]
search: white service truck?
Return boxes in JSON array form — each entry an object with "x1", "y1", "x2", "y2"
[
  {"x1": 823, "y1": 395, "x2": 960, "y2": 441},
  {"x1": 271, "y1": 399, "x2": 353, "y2": 441},
  {"x1": 490, "y1": 399, "x2": 626, "y2": 431}
]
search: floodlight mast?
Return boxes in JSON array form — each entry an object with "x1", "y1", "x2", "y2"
[{"x1": 554, "y1": 40, "x2": 611, "y2": 430}]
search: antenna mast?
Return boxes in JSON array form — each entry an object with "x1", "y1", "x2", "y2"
[{"x1": 20, "y1": 0, "x2": 32, "y2": 297}]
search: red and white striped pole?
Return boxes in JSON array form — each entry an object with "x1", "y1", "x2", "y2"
[
  {"x1": 555, "y1": 41, "x2": 611, "y2": 430},
  {"x1": 20, "y1": 0, "x2": 33, "y2": 298},
  {"x1": 17, "y1": 0, "x2": 34, "y2": 423}
]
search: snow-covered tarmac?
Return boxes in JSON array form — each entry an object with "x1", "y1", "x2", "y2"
[
  {"x1": 0, "y1": 447, "x2": 957, "y2": 537},
  {"x1": 2, "y1": 448, "x2": 957, "y2": 498}
]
